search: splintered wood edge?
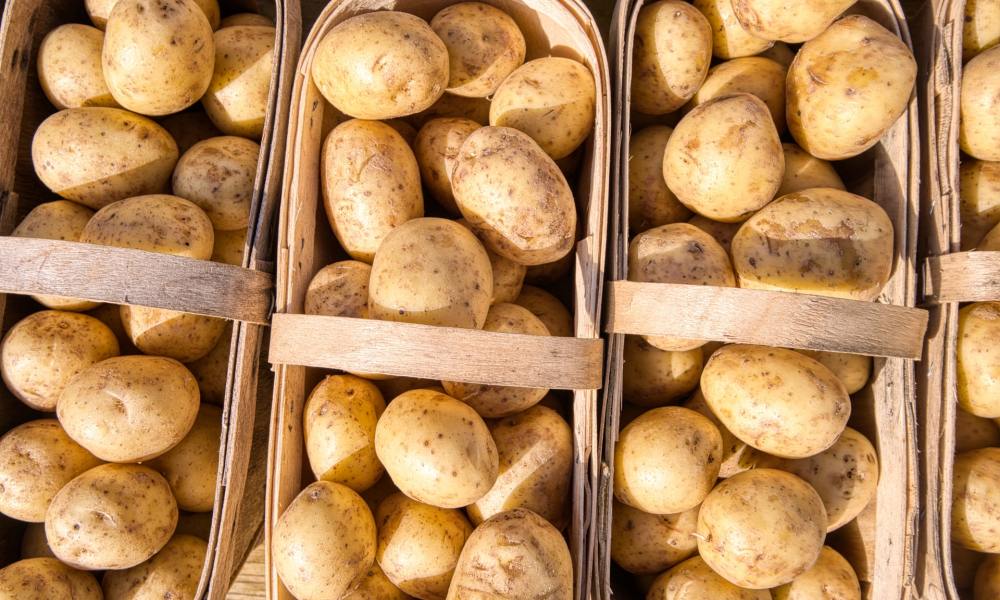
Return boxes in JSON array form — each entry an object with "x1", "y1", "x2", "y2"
[
  {"x1": 0, "y1": 237, "x2": 274, "y2": 324},
  {"x1": 605, "y1": 281, "x2": 929, "y2": 359},
  {"x1": 268, "y1": 313, "x2": 605, "y2": 390},
  {"x1": 924, "y1": 252, "x2": 1000, "y2": 304}
]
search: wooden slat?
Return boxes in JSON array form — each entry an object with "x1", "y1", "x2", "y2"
[
  {"x1": 924, "y1": 251, "x2": 1000, "y2": 304},
  {"x1": 605, "y1": 281, "x2": 929, "y2": 359},
  {"x1": 268, "y1": 313, "x2": 605, "y2": 389}
]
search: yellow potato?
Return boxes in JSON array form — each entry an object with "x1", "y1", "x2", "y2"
[
  {"x1": 778, "y1": 143, "x2": 846, "y2": 198},
  {"x1": 957, "y1": 302, "x2": 1000, "y2": 417},
  {"x1": 369, "y1": 218, "x2": 492, "y2": 329},
  {"x1": 688, "y1": 57, "x2": 787, "y2": 132},
  {"x1": 611, "y1": 500, "x2": 698, "y2": 575},
  {"x1": 211, "y1": 228, "x2": 247, "y2": 265},
  {"x1": 220, "y1": 13, "x2": 273, "y2": 28},
  {"x1": 757, "y1": 41, "x2": 795, "y2": 67},
  {"x1": 684, "y1": 389, "x2": 752, "y2": 478},
  {"x1": 647, "y1": 556, "x2": 770, "y2": 599},
  {"x1": 102, "y1": 0, "x2": 215, "y2": 116},
  {"x1": 975, "y1": 554, "x2": 1000, "y2": 600},
  {"x1": 32, "y1": 108, "x2": 178, "y2": 209},
  {"x1": 787, "y1": 15, "x2": 916, "y2": 160},
  {"x1": 0, "y1": 558, "x2": 101, "y2": 600},
  {"x1": 772, "y1": 546, "x2": 861, "y2": 600},
  {"x1": 960, "y1": 159, "x2": 1000, "y2": 250},
  {"x1": 693, "y1": 0, "x2": 773, "y2": 59},
  {"x1": 614, "y1": 406, "x2": 722, "y2": 514},
  {"x1": 1, "y1": 310, "x2": 119, "y2": 411},
  {"x1": 414, "y1": 117, "x2": 480, "y2": 214},
  {"x1": 687, "y1": 215, "x2": 741, "y2": 254},
  {"x1": 343, "y1": 561, "x2": 412, "y2": 600},
  {"x1": 953, "y1": 448, "x2": 1000, "y2": 552},
  {"x1": 312, "y1": 11, "x2": 448, "y2": 120},
  {"x1": 979, "y1": 221, "x2": 1000, "y2": 250},
  {"x1": 489, "y1": 57, "x2": 595, "y2": 159},
  {"x1": 430, "y1": 3, "x2": 525, "y2": 98},
  {"x1": 182, "y1": 322, "x2": 230, "y2": 405},
  {"x1": 273, "y1": 481, "x2": 376, "y2": 599},
  {"x1": 964, "y1": 0, "x2": 1000, "y2": 61},
  {"x1": 58, "y1": 355, "x2": 200, "y2": 462},
  {"x1": 702, "y1": 345, "x2": 851, "y2": 458},
  {"x1": 731, "y1": 188, "x2": 894, "y2": 300},
  {"x1": 305, "y1": 260, "x2": 371, "y2": 318},
  {"x1": 86, "y1": 303, "x2": 138, "y2": 353},
  {"x1": 148, "y1": 405, "x2": 221, "y2": 512},
  {"x1": 799, "y1": 350, "x2": 872, "y2": 395},
  {"x1": 172, "y1": 136, "x2": 260, "y2": 230},
  {"x1": 86, "y1": 0, "x2": 220, "y2": 29},
  {"x1": 628, "y1": 126, "x2": 691, "y2": 232},
  {"x1": 961, "y1": 45, "x2": 1000, "y2": 161},
  {"x1": 37, "y1": 24, "x2": 118, "y2": 110},
  {"x1": 21, "y1": 523, "x2": 56, "y2": 559},
  {"x1": 631, "y1": 0, "x2": 712, "y2": 115},
  {"x1": 159, "y1": 111, "x2": 222, "y2": 155},
  {"x1": 203, "y1": 26, "x2": 276, "y2": 139},
  {"x1": 121, "y1": 305, "x2": 227, "y2": 363},
  {"x1": 453, "y1": 126, "x2": 576, "y2": 265},
  {"x1": 957, "y1": 407, "x2": 1000, "y2": 453},
  {"x1": 732, "y1": 0, "x2": 856, "y2": 43},
  {"x1": 664, "y1": 94, "x2": 783, "y2": 222},
  {"x1": 46, "y1": 463, "x2": 178, "y2": 570},
  {"x1": 513, "y1": 286, "x2": 572, "y2": 338},
  {"x1": 457, "y1": 219, "x2": 527, "y2": 304},
  {"x1": 622, "y1": 336, "x2": 703, "y2": 407},
  {"x1": 102, "y1": 534, "x2": 208, "y2": 600}
]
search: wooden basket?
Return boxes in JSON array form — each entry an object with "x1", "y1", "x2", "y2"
[
  {"x1": 597, "y1": 1, "x2": 925, "y2": 598},
  {"x1": 0, "y1": 0, "x2": 297, "y2": 596},
  {"x1": 262, "y1": 0, "x2": 610, "y2": 598}
]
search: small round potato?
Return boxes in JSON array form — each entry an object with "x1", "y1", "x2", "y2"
[
  {"x1": 693, "y1": 0, "x2": 773, "y2": 59},
  {"x1": 489, "y1": 57, "x2": 595, "y2": 159},
  {"x1": 614, "y1": 406, "x2": 722, "y2": 514},
  {"x1": 664, "y1": 94, "x2": 784, "y2": 222},
  {"x1": 102, "y1": 0, "x2": 215, "y2": 116},
  {"x1": 160, "y1": 111, "x2": 223, "y2": 155},
  {"x1": 221, "y1": 13, "x2": 273, "y2": 28},
  {"x1": 376, "y1": 493, "x2": 472, "y2": 598},
  {"x1": 1, "y1": 310, "x2": 119, "y2": 411},
  {"x1": 956, "y1": 408, "x2": 1000, "y2": 453},
  {"x1": 731, "y1": 0, "x2": 856, "y2": 43},
  {"x1": 414, "y1": 117, "x2": 481, "y2": 214},
  {"x1": 787, "y1": 15, "x2": 916, "y2": 160},
  {"x1": 778, "y1": 143, "x2": 846, "y2": 198},
  {"x1": 698, "y1": 469, "x2": 827, "y2": 589},
  {"x1": 322, "y1": 119, "x2": 424, "y2": 262},
  {"x1": 631, "y1": 1, "x2": 712, "y2": 115},
  {"x1": 647, "y1": 556, "x2": 770, "y2": 599},
  {"x1": 203, "y1": 26, "x2": 276, "y2": 139},
  {"x1": 32, "y1": 108, "x2": 179, "y2": 209},
  {"x1": 961, "y1": 159, "x2": 1000, "y2": 250},
  {"x1": 86, "y1": 0, "x2": 220, "y2": 29},
  {"x1": 611, "y1": 501, "x2": 699, "y2": 575},
  {"x1": 957, "y1": 302, "x2": 1000, "y2": 417},
  {"x1": 799, "y1": 350, "x2": 872, "y2": 395},
  {"x1": 305, "y1": 261, "x2": 371, "y2": 318},
  {"x1": 468, "y1": 405, "x2": 573, "y2": 526},
  {"x1": 975, "y1": 555, "x2": 1000, "y2": 600},
  {"x1": 772, "y1": 546, "x2": 861, "y2": 600},
  {"x1": 375, "y1": 389, "x2": 498, "y2": 509},
  {"x1": 37, "y1": 24, "x2": 118, "y2": 110},
  {"x1": 148, "y1": 405, "x2": 221, "y2": 512},
  {"x1": 369, "y1": 218, "x2": 493, "y2": 329},
  {"x1": 513, "y1": 286, "x2": 572, "y2": 338},
  {"x1": 0, "y1": 558, "x2": 101, "y2": 600},
  {"x1": 688, "y1": 57, "x2": 787, "y2": 132},
  {"x1": 684, "y1": 389, "x2": 751, "y2": 478},
  {"x1": 0, "y1": 420, "x2": 102, "y2": 523},
  {"x1": 430, "y1": 3, "x2": 526, "y2": 98},
  {"x1": 58, "y1": 355, "x2": 200, "y2": 462},
  {"x1": 344, "y1": 561, "x2": 412, "y2": 599},
  {"x1": 964, "y1": 0, "x2": 1000, "y2": 61},
  {"x1": 953, "y1": 448, "x2": 1000, "y2": 552},
  {"x1": 701, "y1": 345, "x2": 851, "y2": 458},
  {"x1": 172, "y1": 136, "x2": 260, "y2": 231},
  {"x1": 453, "y1": 126, "x2": 577, "y2": 265},
  {"x1": 312, "y1": 11, "x2": 449, "y2": 120},
  {"x1": 46, "y1": 463, "x2": 178, "y2": 570},
  {"x1": 731, "y1": 188, "x2": 895, "y2": 300},
  {"x1": 102, "y1": 534, "x2": 208, "y2": 600},
  {"x1": 622, "y1": 336, "x2": 703, "y2": 407},
  {"x1": 687, "y1": 215, "x2": 741, "y2": 253},
  {"x1": 961, "y1": 45, "x2": 1000, "y2": 161},
  {"x1": 211, "y1": 228, "x2": 247, "y2": 265},
  {"x1": 185, "y1": 323, "x2": 231, "y2": 405},
  {"x1": 273, "y1": 481, "x2": 376, "y2": 600},
  {"x1": 628, "y1": 126, "x2": 691, "y2": 232},
  {"x1": 448, "y1": 508, "x2": 572, "y2": 600}
]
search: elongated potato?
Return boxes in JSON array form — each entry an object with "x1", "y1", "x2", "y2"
[
  {"x1": 431, "y1": 3, "x2": 525, "y2": 98},
  {"x1": 102, "y1": 534, "x2": 207, "y2": 600},
  {"x1": 148, "y1": 405, "x2": 221, "y2": 512},
  {"x1": 622, "y1": 336, "x2": 703, "y2": 407},
  {"x1": 37, "y1": 24, "x2": 118, "y2": 110},
  {"x1": 772, "y1": 546, "x2": 861, "y2": 600},
  {"x1": 693, "y1": 0, "x2": 773, "y2": 59},
  {"x1": 778, "y1": 143, "x2": 846, "y2": 198},
  {"x1": 203, "y1": 25, "x2": 276, "y2": 139},
  {"x1": 0, "y1": 558, "x2": 101, "y2": 600},
  {"x1": 731, "y1": 0, "x2": 856, "y2": 43},
  {"x1": 305, "y1": 261, "x2": 372, "y2": 318},
  {"x1": 414, "y1": 118, "x2": 481, "y2": 214},
  {"x1": 611, "y1": 501, "x2": 699, "y2": 575},
  {"x1": 961, "y1": 45, "x2": 1000, "y2": 161},
  {"x1": 961, "y1": 160, "x2": 1000, "y2": 250},
  {"x1": 172, "y1": 136, "x2": 260, "y2": 231},
  {"x1": 648, "y1": 556, "x2": 770, "y2": 599},
  {"x1": 957, "y1": 302, "x2": 1000, "y2": 418},
  {"x1": 953, "y1": 448, "x2": 1000, "y2": 552},
  {"x1": 688, "y1": 57, "x2": 787, "y2": 132},
  {"x1": 513, "y1": 286, "x2": 572, "y2": 338},
  {"x1": 628, "y1": 126, "x2": 690, "y2": 231}
]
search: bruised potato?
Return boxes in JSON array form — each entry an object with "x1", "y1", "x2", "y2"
[
  {"x1": 414, "y1": 118, "x2": 481, "y2": 214},
  {"x1": 622, "y1": 336, "x2": 703, "y2": 407},
  {"x1": 37, "y1": 24, "x2": 118, "y2": 110},
  {"x1": 960, "y1": 160, "x2": 1000, "y2": 250},
  {"x1": 731, "y1": 0, "x2": 856, "y2": 43},
  {"x1": 772, "y1": 546, "x2": 861, "y2": 600},
  {"x1": 513, "y1": 286, "x2": 573, "y2": 338},
  {"x1": 953, "y1": 448, "x2": 1000, "y2": 552},
  {"x1": 688, "y1": 57, "x2": 787, "y2": 132},
  {"x1": 148, "y1": 405, "x2": 221, "y2": 513},
  {"x1": 611, "y1": 501, "x2": 699, "y2": 575},
  {"x1": 778, "y1": 143, "x2": 846, "y2": 198},
  {"x1": 0, "y1": 558, "x2": 101, "y2": 600},
  {"x1": 628, "y1": 126, "x2": 691, "y2": 231},
  {"x1": 957, "y1": 302, "x2": 1000, "y2": 418},
  {"x1": 203, "y1": 26, "x2": 276, "y2": 139},
  {"x1": 431, "y1": 3, "x2": 525, "y2": 98},
  {"x1": 693, "y1": 0, "x2": 773, "y2": 59},
  {"x1": 647, "y1": 556, "x2": 770, "y2": 600},
  {"x1": 961, "y1": 45, "x2": 1000, "y2": 161},
  {"x1": 102, "y1": 534, "x2": 208, "y2": 600},
  {"x1": 172, "y1": 136, "x2": 260, "y2": 231}
]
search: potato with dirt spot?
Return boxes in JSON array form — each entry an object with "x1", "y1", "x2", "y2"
[
  {"x1": 203, "y1": 26, "x2": 276, "y2": 139},
  {"x1": 647, "y1": 556, "x2": 770, "y2": 599},
  {"x1": 305, "y1": 261, "x2": 371, "y2": 318},
  {"x1": 172, "y1": 136, "x2": 260, "y2": 231},
  {"x1": 37, "y1": 24, "x2": 118, "y2": 110},
  {"x1": 799, "y1": 350, "x2": 871, "y2": 395},
  {"x1": 622, "y1": 336, "x2": 703, "y2": 407},
  {"x1": 960, "y1": 160, "x2": 1000, "y2": 249},
  {"x1": 957, "y1": 302, "x2": 1000, "y2": 418},
  {"x1": 628, "y1": 126, "x2": 691, "y2": 232},
  {"x1": 0, "y1": 558, "x2": 102, "y2": 600},
  {"x1": 148, "y1": 404, "x2": 221, "y2": 512},
  {"x1": 513, "y1": 286, "x2": 572, "y2": 338},
  {"x1": 687, "y1": 57, "x2": 787, "y2": 132},
  {"x1": 414, "y1": 118, "x2": 480, "y2": 215},
  {"x1": 777, "y1": 143, "x2": 845, "y2": 198},
  {"x1": 430, "y1": 3, "x2": 525, "y2": 98},
  {"x1": 611, "y1": 500, "x2": 699, "y2": 575},
  {"x1": 102, "y1": 534, "x2": 208, "y2": 600},
  {"x1": 693, "y1": 0, "x2": 773, "y2": 59},
  {"x1": 953, "y1": 448, "x2": 1000, "y2": 552},
  {"x1": 961, "y1": 46, "x2": 1000, "y2": 161}
]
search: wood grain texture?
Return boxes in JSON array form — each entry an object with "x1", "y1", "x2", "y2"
[
  {"x1": 924, "y1": 251, "x2": 1000, "y2": 304},
  {"x1": 606, "y1": 281, "x2": 929, "y2": 359},
  {"x1": 227, "y1": 545, "x2": 266, "y2": 600}
]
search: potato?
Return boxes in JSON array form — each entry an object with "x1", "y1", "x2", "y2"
[
  {"x1": 447, "y1": 508, "x2": 571, "y2": 600},
  {"x1": 525, "y1": 250, "x2": 574, "y2": 284},
  {"x1": 312, "y1": 12, "x2": 448, "y2": 120},
  {"x1": 203, "y1": 26, "x2": 276, "y2": 139},
  {"x1": 960, "y1": 160, "x2": 1000, "y2": 250},
  {"x1": 86, "y1": 0, "x2": 220, "y2": 29},
  {"x1": 1, "y1": 310, "x2": 119, "y2": 411},
  {"x1": 611, "y1": 500, "x2": 698, "y2": 575},
  {"x1": 702, "y1": 345, "x2": 850, "y2": 458},
  {"x1": 684, "y1": 389, "x2": 751, "y2": 478},
  {"x1": 688, "y1": 57, "x2": 787, "y2": 132},
  {"x1": 687, "y1": 215, "x2": 740, "y2": 253},
  {"x1": 513, "y1": 286, "x2": 572, "y2": 338},
  {"x1": 787, "y1": 15, "x2": 916, "y2": 160},
  {"x1": 731, "y1": 188, "x2": 894, "y2": 300},
  {"x1": 614, "y1": 406, "x2": 722, "y2": 514},
  {"x1": 778, "y1": 143, "x2": 846, "y2": 198},
  {"x1": 172, "y1": 136, "x2": 260, "y2": 230},
  {"x1": 102, "y1": 0, "x2": 214, "y2": 116},
  {"x1": 957, "y1": 408, "x2": 1000, "y2": 453},
  {"x1": 410, "y1": 93, "x2": 491, "y2": 127},
  {"x1": 32, "y1": 108, "x2": 178, "y2": 209},
  {"x1": 954, "y1": 448, "x2": 1000, "y2": 552},
  {"x1": 21, "y1": 523, "x2": 56, "y2": 559},
  {"x1": 375, "y1": 493, "x2": 472, "y2": 599},
  {"x1": 456, "y1": 219, "x2": 527, "y2": 304},
  {"x1": 979, "y1": 221, "x2": 1000, "y2": 250},
  {"x1": 87, "y1": 303, "x2": 138, "y2": 353},
  {"x1": 220, "y1": 13, "x2": 273, "y2": 28},
  {"x1": 758, "y1": 41, "x2": 795, "y2": 67},
  {"x1": 211, "y1": 228, "x2": 247, "y2": 265},
  {"x1": 0, "y1": 420, "x2": 102, "y2": 522},
  {"x1": 962, "y1": 45, "x2": 1000, "y2": 161},
  {"x1": 489, "y1": 57, "x2": 594, "y2": 159},
  {"x1": 431, "y1": 3, "x2": 525, "y2": 98},
  {"x1": 772, "y1": 546, "x2": 861, "y2": 600},
  {"x1": 121, "y1": 305, "x2": 227, "y2": 363},
  {"x1": 647, "y1": 556, "x2": 770, "y2": 599},
  {"x1": 628, "y1": 126, "x2": 690, "y2": 231},
  {"x1": 414, "y1": 118, "x2": 480, "y2": 214},
  {"x1": 344, "y1": 562, "x2": 412, "y2": 600},
  {"x1": 369, "y1": 218, "x2": 492, "y2": 329},
  {"x1": 148, "y1": 405, "x2": 221, "y2": 512},
  {"x1": 799, "y1": 350, "x2": 871, "y2": 395},
  {"x1": 452, "y1": 126, "x2": 576, "y2": 265},
  {"x1": 273, "y1": 481, "x2": 376, "y2": 599},
  {"x1": 628, "y1": 222, "x2": 736, "y2": 351},
  {"x1": 965, "y1": 0, "x2": 1000, "y2": 61},
  {"x1": 304, "y1": 261, "x2": 371, "y2": 318},
  {"x1": 631, "y1": 1, "x2": 712, "y2": 115},
  {"x1": 102, "y1": 534, "x2": 207, "y2": 600},
  {"x1": 975, "y1": 555, "x2": 1000, "y2": 600},
  {"x1": 322, "y1": 119, "x2": 424, "y2": 262},
  {"x1": 622, "y1": 336, "x2": 702, "y2": 407},
  {"x1": 957, "y1": 302, "x2": 1000, "y2": 417},
  {"x1": 693, "y1": 0, "x2": 773, "y2": 59},
  {"x1": 37, "y1": 24, "x2": 117, "y2": 110},
  {"x1": 0, "y1": 558, "x2": 101, "y2": 600},
  {"x1": 664, "y1": 94, "x2": 783, "y2": 222},
  {"x1": 58, "y1": 355, "x2": 200, "y2": 462},
  {"x1": 46, "y1": 463, "x2": 177, "y2": 570},
  {"x1": 11, "y1": 203, "x2": 95, "y2": 311},
  {"x1": 159, "y1": 111, "x2": 223, "y2": 155},
  {"x1": 468, "y1": 405, "x2": 572, "y2": 526},
  {"x1": 733, "y1": 0, "x2": 855, "y2": 43}
]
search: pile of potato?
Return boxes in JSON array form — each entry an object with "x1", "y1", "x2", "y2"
[
  {"x1": 271, "y1": 4, "x2": 597, "y2": 599},
  {"x1": 614, "y1": 0, "x2": 917, "y2": 597},
  {"x1": 948, "y1": 3, "x2": 1000, "y2": 598},
  {"x1": 0, "y1": 0, "x2": 276, "y2": 597}
]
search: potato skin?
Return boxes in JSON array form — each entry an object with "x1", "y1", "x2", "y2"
[
  {"x1": 46, "y1": 463, "x2": 178, "y2": 570},
  {"x1": 202, "y1": 25, "x2": 276, "y2": 139},
  {"x1": 622, "y1": 336, "x2": 702, "y2": 407},
  {"x1": 121, "y1": 305, "x2": 227, "y2": 363},
  {"x1": 684, "y1": 390, "x2": 751, "y2": 478},
  {"x1": 628, "y1": 126, "x2": 690, "y2": 232},
  {"x1": 964, "y1": 0, "x2": 1000, "y2": 61},
  {"x1": 731, "y1": 0, "x2": 856, "y2": 43},
  {"x1": 210, "y1": 228, "x2": 246, "y2": 266},
  {"x1": 220, "y1": 13, "x2": 272, "y2": 28},
  {"x1": 172, "y1": 136, "x2": 260, "y2": 231},
  {"x1": 37, "y1": 24, "x2": 118, "y2": 110},
  {"x1": 688, "y1": 57, "x2": 787, "y2": 132},
  {"x1": 344, "y1": 562, "x2": 412, "y2": 599},
  {"x1": 687, "y1": 215, "x2": 741, "y2": 254},
  {"x1": 0, "y1": 558, "x2": 102, "y2": 600},
  {"x1": 960, "y1": 160, "x2": 1000, "y2": 250},
  {"x1": 787, "y1": 15, "x2": 916, "y2": 160},
  {"x1": 184, "y1": 323, "x2": 231, "y2": 405},
  {"x1": 304, "y1": 261, "x2": 371, "y2": 318},
  {"x1": 513, "y1": 286, "x2": 572, "y2": 338},
  {"x1": 32, "y1": 108, "x2": 178, "y2": 209},
  {"x1": 693, "y1": 0, "x2": 773, "y2": 59},
  {"x1": 148, "y1": 405, "x2": 221, "y2": 513},
  {"x1": 647, "y1": 556, "x2": 770, "y2": 599},
  {"x1": 961, "y1": 45, "x2": 1000, "y2": 161},
  {"x1": 273, "y1": 481, "x2": 376, "y2": 600},
  {"x1": 431, "y1": 3, "x2": 525, "y2": 98},
  {"x1": 953, "y1": 448, "x2": 1000, "y2": 552},
  {"x1": 975, "y1": 554, "x2": 1000, "y2": 600},
  {"x1": 777, "y1": 143, "x2": 845, "y2": 198},
  {"x1": 956, "y1": 408, "x2": 1000, "y2": 453},
  {"x1": 611, "y1": 501, "x2": 698, "y2": 575},
  {"x1": 799, "y1": 350, "x2": 871, "y2": 395},
  {"x1": 312, "y1": 12, "x2": 449, "y2": 120},
  {"x1": 414, "y1": 118, "x2": 480, "y2": 215},
  {"x1": 102, "y1": 534, "x2": 208, "y2": 600},
  {"x1": 957, "y1": 302, "x2": 1000, "y2": 417},
  {"x1": 87, "y1": 0, "x2": 220, "y2": 29},
  {"x1": 772, "y1": 546, "x2": 861, "y2": 600}
]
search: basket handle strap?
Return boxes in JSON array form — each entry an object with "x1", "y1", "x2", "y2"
[{"x1": 923, "y1": 252, "x2": 1000, "y2": 305}]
